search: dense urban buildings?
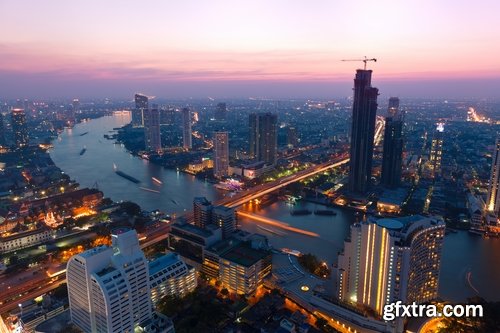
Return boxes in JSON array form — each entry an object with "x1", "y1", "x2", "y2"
[
  {"x1": 213, "y1": 131, "x2": 229, "y2": 178},
  {"x1": 143, "y1": 104, "x2": 162, "y2": 152},
  {"x1": 182, "y1": 107, "x2": 192, "y2": 150},
  {"x1": 133, "y1": 93, "x2": 148, "y2": 127},
  {"x1": 215, "y1": 102, "x2": 227, "y2": 121},
  {"x1": 381, "y1": 97, "x2": 403, "y2": 188},
  {"x1": 11, "y1": 108, "x2": 29, "y2": 148},
  {"x1": 334, "y1": 215, "x2": 445, "y2": 315},
  {"x1": 347, "y1": 70, "x2": 378, "y2": 193},
  {"x1": 249, "y1": 112, "x2": 278, "y2": 166},
  {"x1": 486, "y1": 136, "x2": 500, "y2": 225}
]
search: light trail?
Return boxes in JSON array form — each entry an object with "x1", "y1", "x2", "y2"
[{"x1": 237, "y1": 211, "x2": 319, "y2": 237}]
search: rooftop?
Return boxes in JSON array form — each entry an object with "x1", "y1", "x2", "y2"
[
  {"x1": 221, "y1": 242, "x2": 270, "y2": 267},
  {"x1": 149, "y1": 253, "x2": 182, "y2": 276}
]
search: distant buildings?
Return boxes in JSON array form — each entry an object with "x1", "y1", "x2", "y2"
[
  {"x1": 486, "y1": 136, "x2": 500, "y2": 225},
  {"x1": 249, "y1": 113, "x2": 278, "y2": 166},
  {"x1": 182, "y1": 107, "x2": 192, "y2": 150},
  {"x1": 348, "y1": 70, "x2": 378, "y2": 193},
  {"x1": 193, "y1": 197, "x2": 236, "y2": 238},
  {"x1": 333, "y1": 215, "x2": 445, "y2": 316},
  {"x1": 381, "y1": 97, "x2": 403, "y2": 188},
  {"x1": 143, "y1": 104, "x2": 161, "y2": 152},
  {"x1": 429, "y1": 123, "x2": 444, "y2": 179},
  {"x1": 11, "y1": 108, "x2": 29, "y2": 148},
  {"x1": 0, "y1": 113, "x2": 5, "y2": 146},
  {"x1": 213, "y1": 131, "x2": 229, "y2": 178},
  {"x1": 67, "y1": 229, "x2": 174, "y2": 333},
  {"x1": 286, "y1": 126, "x2": 298, "y2": 148},
  {"x1": 133, "y1": 93, "x2": 148, "y2": 127},
  {"x1": 215, "y1": 102, "x2": 227, "y2": 121}
]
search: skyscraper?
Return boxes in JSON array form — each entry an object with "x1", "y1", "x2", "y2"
[
  {"x1": 348, "y1": 70, "x2": 379, "y2": 193},
  {"x1": 286, "y1": 126, "x2": 298, "y2": 148},
  {"x1": 0, "y1": 113, "x2": 5, "y2": 146},
  {"x1": 381, "y1": 97, "x2": 403, "y2": 188},
  {"x1": 486, "y1": 136, "x2": 500, "y2": 225},
  {"x1": 182, "y1": 107, "x2": 192, "y2": 150},
  {"x1": 249, "y1": 113, "x2": 278, "y2": 166},
  {"x1": 133, "y1": 93, "x2": 148, "y2": 127},
  {"x1": 333, "y1": 215, "x2": 445, "y2": 316},
  {"x1": 215, "y1": 102, "x2": 227, "y2": 121},
  {"x1": 193, "y1": 197, "x2": 212, "y2": 228},
  {"x1": 11, "y1": 108, "x2": 29, "y2": 148},
  {"x1": 143, "y1": 104, "x2": 161, "y2": 152},
  {"x1": 214, "y1": 131, "x2": 229, "y2": 178},
  {"x1": 66, "y1": 229, "x2": 153, "y2": 333},
  {"x1": 429, "y1": 123, "x2": 444, "y2": 179}
]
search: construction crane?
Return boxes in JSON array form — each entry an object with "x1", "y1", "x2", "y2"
[{"x1": 341, "y1": 56, "x2": 377, "y2": 70}]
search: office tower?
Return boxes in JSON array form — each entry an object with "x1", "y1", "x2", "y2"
[
  {"x1": 214, "y1": 131, "x2": 229, "y2": 178},
  {"x1": 193, "y1": 197, "x2": 212, "y2": 228},
  {"x1": 333, "y1": 215, "x2": 445, "y2": 315},
  {"x1": 182, "y1": 107, "x2": 192, "y2": 150},
  {"x1": 381, "y1": 97, "x2": 403, "y2": 188},
  {"x1": 66, "y1": 229, "x2": 153, "y2": 333},
  {"x1": 11, "y1": 108, "x2": 29, "y2": 148},
  {"x1": 143, "y1": 105, "x2": 161, "y2": 152},
  {"x1": 160, "y1": 108, "x2": 176, "y2": 125},
  {"x1": 149, "y1": 253, "x2": 197, "y2": 305},
  {"x1": 0, "y1": 113, "x2": 5, "y2": 146},
  {"x1": 133, "y1": 93, "x2": 148, "y2": 127},
  {"x1": 429, "y1": 123, "x2": 444, "y2": 179},
  {"x1": 215, "y1": 102, "x2": 227, "y2": 121},
  {"x1": 486, "y1": 136, "x2": 500, "y2": 225},
  {"x1": 348, "y1": 70, "x2": 378, "y2": 193},
  {"x1": 287, "y1": 126, "x2": 298, "y2": 148},
  {"x1": 249, "y1": 113, "x2": 278, "y2": 166},
  {"x1": 212, "y1": 206, "x2": 236, "y2": 238}
]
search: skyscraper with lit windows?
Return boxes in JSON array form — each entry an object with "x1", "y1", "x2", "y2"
[
  {"x1": 143, "y1": 104, "x2": 161, "y2": 152},
  {"x1": 133, "y1": 93, "x2": 148, "y2": 127},
  {"x1": 249, "y1": 113, "x2": 278, "y2": 166},
  {"x1": 182, "y1": 107, "x2": 192, "y2": 150},
  {"x1": 11, "y1": 108, "x2": 29, "y2": 148},
  {"x1": 214, "y1": 131, "x2": 229, "y2": 178},
  {"x1": 486, "y1": 136, "x2": 500, "y2": 225},
  {"x1": 381, "y1": 97, "x2": 403, "y2": 188},
  {"x1": 429, "y1": 123, "x2": 444, "y2": 179}
]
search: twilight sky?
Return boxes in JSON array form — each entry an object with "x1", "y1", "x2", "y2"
[{"x1": 1, "y1": 0, "x2": 500, "y2": 99}]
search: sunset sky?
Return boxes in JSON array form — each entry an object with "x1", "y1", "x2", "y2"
[{"x1": 1, "y1": 0, "x2": 499, "y2": 99}]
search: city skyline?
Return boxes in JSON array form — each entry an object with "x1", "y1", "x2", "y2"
[{"x1": 1, "y1": 0, "x2": 500, "y2": 98}]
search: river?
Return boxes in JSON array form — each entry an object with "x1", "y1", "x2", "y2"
[{"x1": 50, "y1": 113, "x2": 500, "y2": 302}]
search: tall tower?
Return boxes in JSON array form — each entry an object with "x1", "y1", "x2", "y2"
[
  {"x1": 11, "y1": 108, "x2": 29, "y2": 148},
  {"x1": 182, "y1": 107, "x2": 192, "y2": 150},
  {"x1": 133, "y1": 93, "x2": 148, "y2": 127},
  {"x1": 214, "y1": 131, "x2": 229, "y2": 178},
  {"x1": 486, "y1": 136, "x2": 500, "y2": 225},
  {"x1": 215, "y1": 102, "x2": 227, "y2": 121},
  {"x1": 429, "y1": 123, "x2": 444, "y2": 179},
  {"x1": 143, "y1": 104, "x2": 161, "y2": 152},
  {"x1": 66, "y1": 229, "x2": 153, "y2": 333},
  {"x1": 334, "y1": 216, "x2": 445, "y2": 316},
  {"x1": 249, "y1": 113, "x2": 278, "y2": 166},
  {"x1": 0, "y1": 113, "x2": 6, "y2": 146},
  {"x1": 348, "y1": 70, "x2": 379, "y2": 193},
  {"x1": 381, "y1": 97, "x2": 403, "y2": 188}
]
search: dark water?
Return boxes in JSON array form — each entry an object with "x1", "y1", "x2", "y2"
[{"x1": 50, "y1": 114, "x2": 500, "y2": 302}]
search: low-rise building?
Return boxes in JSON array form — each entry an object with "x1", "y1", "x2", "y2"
[{"x1": 0, "y1": 228, "x2": 54, "y2": 253}]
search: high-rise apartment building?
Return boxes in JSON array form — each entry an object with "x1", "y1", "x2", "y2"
[
  {"x1": 66, "y1": 229, "x2": 153, "y2": 333},
  {"x1": 348, "y1": 70, "x2": 379, "y2": 193},
  {"x1": 182, "y1": 107, "x2": 192, "y2": 150},
  {"x1": 214, "y1": 131, "x2": 229, "y2": 178},
  {"x1": 381, "y1": 97, "x2": 403, "y2": 188},
  {"x1": 486, "y1": 136, "x2": 500, "y2": 225},
  {"x1": 333, "y1": 215, "x2": 445, "y2": 315},
  {"x1": 212, "y1": 205, "x2": 236, "y2": 238},
  {"x1": 133, "y1": 93, "x2": 148, "y2": 127},
  {"x1": 249, "y1": 113, "x2": 278, "y2": 166},
  {"x1": 286, "y1": 126, "x2": 298, "y2": 148},
  {"x1": 215, "y1": 102, "x2": 227, "y2": 121},
  {"x1": 193, "y1": 197, "x2": 212, "y2": 228},
  {"x1": 143, "y1": 105, "x2": 161, "y2": 152},
  {"x1": 11, "y1": 108, "x2": 29, "y2": 148},
  {"x1": 429, "y1": 123, "x2": 444, "y2": 179}
]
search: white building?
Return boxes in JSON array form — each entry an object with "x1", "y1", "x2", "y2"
[
  {"x1": 66, "y1": 229, "x2": 172, "y2": 333},
  {"x1": 0, "y1": 229, "x2": 53, "y2": 254},
  {"x1": 333, "y1": 215, "x2": 445, "y2": 315}
]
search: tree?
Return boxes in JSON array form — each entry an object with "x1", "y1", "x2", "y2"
[{"x1": 120, "y1": 201, "x2": 141, "y2": 216}]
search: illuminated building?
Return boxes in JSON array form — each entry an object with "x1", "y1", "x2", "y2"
[
  {"x1": 429, "y1": 123, "x2": 444, "y2": 179},
  {"x1": 287, "y1": 126, "x2": 298, "y2": 148},
  {"x1": 333, "y1": 215, "x2": 445, "y2": 315},
  {"x1": 193, "y1": 197, "x2": 213, "y2": 228},
  {"x1": 133, "y1": 93, "x2": 148, "y2": 127},
  {"x1": 0, "y1": 113, "x2": 5, "y2": 146},
  {"x1": 381, "y1": 97, "x2": 403, "y2": 188},
  {"x1": 214, "y1": 131, "x2": 229, "y2": 178},
  {"x1": 348, "y1": 70, "x2": 378, "y2": 193},
  {"x1": 11, "y1": 108, "x2": 29, "y2": 148},
  {"x1": 212, "y1": 205, "x2": 236, "y2": 238},
  {"x1": 66, "y1": 229, "x2": 154, "y2": 333},
  {"x1": 143, "y1": 104, "x2": 161, "y2": 152},
  {"x1": 187, "y1": 157, "x2": 213, "y2": 173},
  {"x1": 486, "y1": 136, "x2": 500, "y2": 225},
  {"x1": 182, "y1": 107, "x2": 192, "y2": 150},
  {"x1": 149, "y1": 253, "x2": 197, "y2": 305},
  {"x1": 249, "y1": 113, "x2": 278, "y2": 166},
  {"x1": 68, "y1": 98, "x2": 79, "y2": 125},
  {"x1": 0, "y1": 228, "x2": 53, "y2": 254},
  {"x1": 215, "y1": 102, "x2": 227, "y2": 121}
]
